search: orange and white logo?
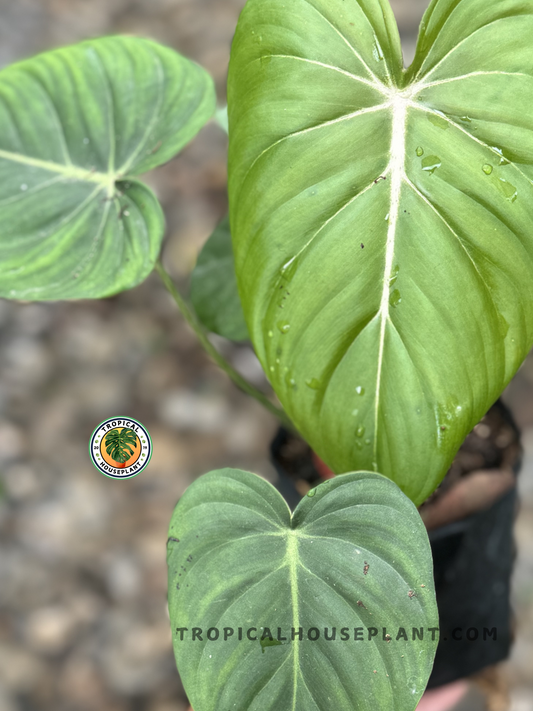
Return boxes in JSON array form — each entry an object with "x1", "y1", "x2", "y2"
[{"x1": 89, "y1": 417, "x2": 152, "y2": 479}]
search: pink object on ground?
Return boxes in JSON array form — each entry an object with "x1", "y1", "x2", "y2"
[{"x1": 416, "y1": 681, "x2": 470, "y2": 710}]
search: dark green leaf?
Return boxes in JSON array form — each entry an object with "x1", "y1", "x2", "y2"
[
  {"x1": 168, "y1": 468, "x2": 438, "y2": 711},
  {"x1": 190, "y1": 216, "x2": 249, "y2": 341}
]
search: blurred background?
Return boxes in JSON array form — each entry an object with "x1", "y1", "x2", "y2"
[{"x1": 0, "y1": 0, "x2": 531, "y2": 710}]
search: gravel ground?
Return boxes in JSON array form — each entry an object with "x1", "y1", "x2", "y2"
[{"x1": 0, "y1": 1, "x2": 531, "y2": 710}]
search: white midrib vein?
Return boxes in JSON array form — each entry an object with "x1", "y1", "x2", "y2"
[
  {"x1": 373, "y1": 92, "x2": 408, "y2": 469},
  {"x1": 286, "y1": 532, "x2": 300, "y2": 711}
]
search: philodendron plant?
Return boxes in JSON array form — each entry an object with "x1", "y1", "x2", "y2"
[{"x1": 1, "y1": 0, "x2": 532, "y2": 708}]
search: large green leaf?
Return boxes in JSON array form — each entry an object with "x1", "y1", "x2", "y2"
[
  {"x1": 227, "y1": 0, "x2": 533, "y2": 505},
  {"x1": 168, "y1": 468, "x2": 438, "y2": 711},
  {"x1": 190, "y1": 216, "x2": 249, "y2": 340},
  {"x1": 0, "y1": 36, "x2": 215, "y2": 300}
]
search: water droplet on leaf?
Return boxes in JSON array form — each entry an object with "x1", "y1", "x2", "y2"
[
  {"x1": 355, "y1": 386, "x2": 365, "y2": 396},
  {"x1": 307, "y1": 488, "x2": 317, "y2": 497},
  {"x1": 499, "y1": 313, "x2": 510, "y2": 338},
  {"x1": 389, "y1": 289, "x2": 402, "y2": 308},
  {"x1": 491, "y1": 147, "x2": 510, "y2": 165},
  {"x1": 427, "y1": 112, "x2": 449, "y2": 130},
  {"x1": 284, "y1": 370, "x2": 297, "y2": 389},
  {"x1": 260, "y1": 637, "x2": 282, "y2": 652},
  {"x1": 277, "y1": 320, "x2": 291, "y2": 334},
  {"x1": 482, "y1": 164, "x2": 493, "y2": 175},
  {"x1": 389, "y1": 265, "x2": 400, "y2": 287},
  {"x1": 372, "y1": 37, "x2": 384, "y2": 62},
  {"x1": 421, "y1": 155, "x2": 441, "y2": 174},
  {"x1": 280, "y1": 257, "x2": 298, "y2": 282},
  {"x1": 498, "y1": 178, "x2": 518, "y2": 202},
  {"x1": 356, "y1": 425, "x2": 365, "y2": 438},
  {"x1": 306, "y1": 378, "x2": 321, "y2": 390},
  {"x1": 490, "y1": 146, "x2": 509, "y2": 165},
  {"x1": 416, "y1": 147, "x2": 424, "y2": 157}
]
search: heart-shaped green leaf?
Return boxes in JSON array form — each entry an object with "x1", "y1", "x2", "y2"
[
  {"x1": 168, "y1": 468, "x2": 438, "y2": 711},
  {"x1": 190, "y1": 216, "x2": 249, "y2": 341},
  {"x1": 0, "y1": 36, "x2": 215, "y2": 300},
  {"x1": 227, "y1": 0, "x2": 533, "y2": 504}
]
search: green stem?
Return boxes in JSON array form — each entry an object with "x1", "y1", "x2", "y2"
[{"x1": 155, "y1": 260, "x2": 294, "y2": 430}]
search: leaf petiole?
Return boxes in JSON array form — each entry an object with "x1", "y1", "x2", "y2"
[{"x1": 155, "y1": 260, "x2": 295, "y2": 431}]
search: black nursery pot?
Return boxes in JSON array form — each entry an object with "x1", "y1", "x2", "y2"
[{"x1": 269, "y1": 400, "x2": 521, "y2": 688}]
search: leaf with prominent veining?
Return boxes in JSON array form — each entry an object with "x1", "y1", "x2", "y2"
[
  {"x1": 0, "y1": 36, "x2": 215, "y2": 300},
  {"x1": 168, "y1": 468, "x2": 438, "y2": 711},
  {"x1": 228, "y1": 0, "x2": 533, "y2": 504}
]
